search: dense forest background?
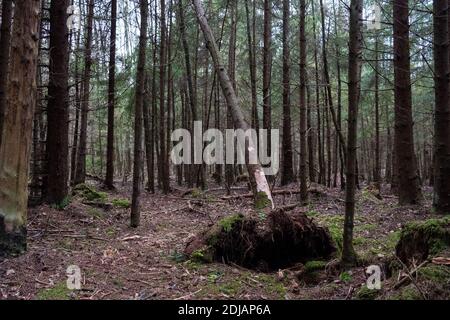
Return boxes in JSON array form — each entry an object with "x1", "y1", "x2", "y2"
[{"x1": 0, "y1": 0, "x2": 450, "y2": 300}]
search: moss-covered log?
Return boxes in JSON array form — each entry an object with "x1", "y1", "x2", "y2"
[
  {"x1": 185, "y1": 208, "x2": 336, "y2": 271},
  {"x1": 396, "y1": 218, "x2": 450, "y2": 263}
]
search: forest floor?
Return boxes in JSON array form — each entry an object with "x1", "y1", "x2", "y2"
[{"x1": 0, "y1": 180, "x2": 448, "y2": 300}]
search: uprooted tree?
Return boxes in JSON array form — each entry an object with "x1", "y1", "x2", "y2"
[{"x1": 187, "y1": 0, "x2": 335, "y2": 270}]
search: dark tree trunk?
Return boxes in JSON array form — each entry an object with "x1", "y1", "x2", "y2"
[
  {"x1": 342, "y1": 0, "x2": 363, "y2": 267},
  {"x1": 0, "y1": 0, "x2": 13, "y2": 147},
  {"x1": 280, "y1": 0, "x2": 294, "y2": 186},
  {"x1": 432, "y1": 0, "x2": 450, "y2": 214},
  {"x1": 46, "y1": 0, "x2": 70, "y2": 205},
  {"x1": 374, "y1": 35, "x2": 381, "y2": 191},
  {"x1": 245, "y1": 0, "x2": 258, "y2": 132},
  {"x1": 159, "y1": 0, "x2": 169, "y2": 194},
  {"x1": 262, "y1": 0, "x2": 272, "y2": 171},
  {"x1": 105, "y1": 0, "x2": 117, "y2": 189},
  {"x1": 299, "y1": 0, "x2": 308, "y2": 204},
  {"x1": 393, "y1": 0, "x2": 422, "y2": 205},
  {"x1": 74, "y1": 0, "x2": 94, "y2": 185},
  {"x1": 131, "y1": 0, "x2": 149, "y2": 228},
  {"x1": 225, "y1": 0, "x2": 238, "y2": 193}
]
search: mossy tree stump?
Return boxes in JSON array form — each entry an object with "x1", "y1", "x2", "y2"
[{"x1": 396, "y1": 218, "x2": 450, "y2": 264}]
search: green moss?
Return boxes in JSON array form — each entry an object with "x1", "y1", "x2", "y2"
[
  {"x1": 87, "y1": 208, "x2": 104, "y2": 219},
  {"x1": 256, "y1": 274, "x2": 287, "y2": 299},
  {"x1": 400, "y1": 217, "x2": 450, "y2": 256},
  {"x1": 318, "y1": 215, "x2": 344, "y2": 253},
  {"x1": 219, "y1": 281, "x2": 242, "y2": 295},
  {"x1": 304, "y1": 260, "x2": 327, "y2": 273},
  {"x1": 36, "y1": 282, "x2": 72, "y2": 300},
  {"x1": 389, "y1": 285, "x2": 422, "y2": 300},
  {"x1": 418, "y1": 264, "x2": 450, "y2": 282},
  {"x1": 255, "y1": 192, "x2": 271, "y2": 210},
  {"x1": 106, "y1": 227, "x2": 116, "y2": 236},
  {"x1": 306, "y1": 210, "x2": 320, "y2": 218},
  {"x1": 191, "y1": 188, "x2": 203, "y2": 198},
  {"x1": 112, "y1": 198, "x2": 131, "y2": 209},
  {"x1": 218, "y1": 214, "x2": 244, "y2": 233},
  {"x1": 355, "y1": 285, "x2": 380, "y2": 300},
  {"x1": 355, "y1": 223, "x2": 377, "y2": 232},
  {"x1": 73, "y1": 183, "x2": 107, "y2": 202},
  {"x1": 353, "y1": 237, "x2": 368, "y2": 246}
]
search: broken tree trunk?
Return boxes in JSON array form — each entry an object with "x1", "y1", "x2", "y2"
[{"x1": 192, "y1": 0, "x2": 273, "y2": 209}]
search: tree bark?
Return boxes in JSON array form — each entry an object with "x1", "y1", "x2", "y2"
[
  {"x1": 105, "y1": 0, "x2": 117, "y2": 189},
  {"x1": 393, "y1": 0, "x2": 422, "y2": 204},
  {"x1": 45, "y1": 0, "x2": 70, "y2": 205},
  {"x1": 74, "y1": 0, "x2": 94, "y2": 185},
  {"x1": 280, "y1": 0, "x2": 294, "y2": 186},
  {"x1": 342, "y1": 0, "x2": 363, "y2": 267},
  {"x1": 299, "y1": 0, "x2": 308, "y2": 204},
  {"x1": 0, "y1": 0, "x2": 41, "y2": 255},
  {"x1": 159, "y1": 0, "x2": 169, "y2": 194},
  {"x1": 131, "y1": 0, "x2": 149, "y2": 228},
  {"x1": 432, "y1": 0, "x2": 450, "y2": 214},
  {"x1": 0, "y1": 0, "x2": 13, "y2": 147},
  {"x1": 262, "y1": 0, "x2": 272, "y2": 172}
]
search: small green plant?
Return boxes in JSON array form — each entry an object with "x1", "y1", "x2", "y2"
[
  {"x1": 169, "y1": 250, "x2": 187, "y2": 263},
  {"x1": 339, "y1": 271, "x2": 352, "y2": 283}
]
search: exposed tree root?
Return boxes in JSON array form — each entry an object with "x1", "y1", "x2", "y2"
[{"x1": 185, "y1": 208, "x2": 336, "y2": 272}]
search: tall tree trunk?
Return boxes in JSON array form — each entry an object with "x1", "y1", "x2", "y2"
[
  {"x1": 0, "y1": 0, "x2": 13, "y2": 147},
  {"x1": 393, "y1": 0, "x2": 422, "y2": 205},
  {"x1": 105, "y1": 0, "x2": 117, "y2": 189},
  {"x1": 159, "y1": 0, "x2": 169, "y2": 194},
  {"x1": 225, "y1": 0, "x2": 237, "y2": 193},
  {"x1": 131, "y1": 0, "x2": 149, "y2": 228},
  {"x1": 280, "y1": 0, "x2": 294, "y2": 186},
  {"x1": 319, "y1": 0, "x2": 347, "y2": 162},
  {"x1": 433, "y1": 0, "x2": 450, "y2": 214},
  {"x1": 245, "y1": 0, "x2": 258, "y2": 132},
  {"x1": 74, "y1": 0, "x2": 94, "y2": 185},
  {"x1": 312, "y1": 0, "x2": 323, "y2": 185},
  {"x1": 374, "y1": 35, "x2": 381, "y2": 191},
  {"x1": 262, "y1": 0, "x2": 272, "y2": 175},
  {"x1": 70, "y1": 28, "x2": 82, "y2": 185},
  {"x1": 342, "y1": 0, "x2": 362, "y2": 267},
  {"x1": 192, "y1": 0, "x2": 274, "y2": 209},
  {"x1": 46, "y1": 0, "x2": 70, "y2": 205},
  {"x1": 0, "y1": 0, "x2": 41, "y2": 255},
  {"x1": 299, "y1": 0, "x2": 308, "y2": 204}
]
